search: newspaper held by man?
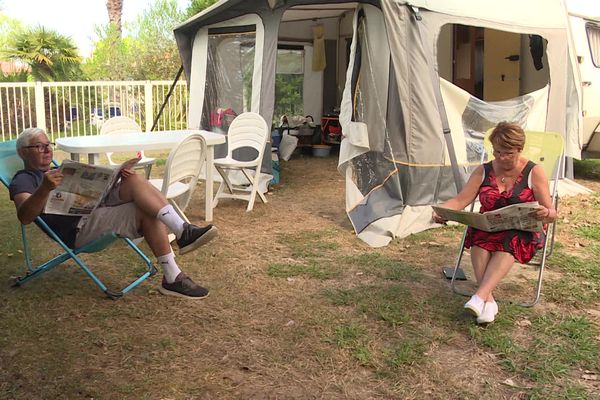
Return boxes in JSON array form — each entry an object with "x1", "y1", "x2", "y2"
[
  {"x1": 44, "y1": 157, "x2": 140, "y2": 216},
  {"x1": 432, "y1": 201, "x2": 543, "y2": 233}
]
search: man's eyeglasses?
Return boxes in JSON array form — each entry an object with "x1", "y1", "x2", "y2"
[{"x1": 24, "y1": 143, "x2": 55, "y2": 153}]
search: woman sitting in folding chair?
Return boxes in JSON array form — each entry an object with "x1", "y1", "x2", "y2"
[{"x1": 432, "y1": 122, "x2": 557, "y2": 324}]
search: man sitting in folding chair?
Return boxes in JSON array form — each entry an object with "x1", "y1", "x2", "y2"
[
  {"x1": 9, "y1": 128, "x2": 218, "y2": 299},
  {"x1": 432, "y1": 122, "x2": 557, "y2": 324}
]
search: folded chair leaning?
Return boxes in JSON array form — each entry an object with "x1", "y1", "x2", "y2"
[
  {"x1": 448, "y1": 130, "x2": 564, "y2": 307},
  {"x1": 0, "y1": 140, "x2": 157, "y2": 299}
]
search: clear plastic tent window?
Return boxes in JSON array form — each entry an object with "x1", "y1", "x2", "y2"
[{"x1": 201, "y1": 31, "x2": 256, "y2": 133}]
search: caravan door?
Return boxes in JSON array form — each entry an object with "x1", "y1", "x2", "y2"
[{"x1": 451, "y1": 25, "x2": 522, "y2": 101}]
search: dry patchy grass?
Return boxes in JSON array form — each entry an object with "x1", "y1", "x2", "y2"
[{"x1": 0, "y1": 151, "x2": 598, "y2": 399}]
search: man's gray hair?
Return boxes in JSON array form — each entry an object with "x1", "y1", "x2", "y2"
[{"x1": 16, "y1": 127, "x2": 47, "y2": 149}]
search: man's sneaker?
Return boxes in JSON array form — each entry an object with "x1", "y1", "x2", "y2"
[
  {"x1": 464, "y1": 294, "x2": 485, "y2": 318},
  {"x1": 159, "y1": 273, "x2": 209, "y2": 299},
  {"x1": 477, "y1": 301, "x2": 498, "y2": 325},
  {"x1": 176, "y1": 223, "x2": 218, "y2": 255}
]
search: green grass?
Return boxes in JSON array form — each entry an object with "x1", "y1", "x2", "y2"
[
  {"x1": 470, "y1": 309, "x2": 600, "y2": 397},
  {"x1": 2, "y1": 178, "x2": 600, "y2": 399},
  {"x1": 153, "y1": 158, "x2": 167, "y2": 167},
  {"x1": 403, "y1": 229, "x2": 436, "y2": 243},
  {"x1": 278, "y1": 229, "x2": 341, "y2": 258},
  {"x1": 384, "y1": 340, "x2": 426, "y2": 368},
  {"x1": 321, "y1": 283, "x2": 435, "y2": 375},
  {"x1": 309, "y1": 226, "x2": 600, "y2": 395},
  {"x1": 545, "y1": 250, "x2": 600, "y2": 306},
  {"x1": 343, "y1": 252, "x2": 423, "y2": 282},
  {"x1": 574, "y1": 158, "x2": 600, "y2": 180},
  {"x1": 267, "y1": 229, "x2": 345, "y2": 279},
  {"x1": 326, "y1": 323, "x2": 372, "y2": 366},
  {"x1": 267, "y1": 261, "x2": 340, "y2": 279},
  {"x1": 318, "y1": 240, "x2": 600, "y2": 398},
  {"x1": 575, "y1": 224, "x2": 600, "y2": 240}
]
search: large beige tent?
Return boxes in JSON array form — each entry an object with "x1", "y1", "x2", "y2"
[{"x1": 174, "y1": 0, "x2": 582, "y2": 247}]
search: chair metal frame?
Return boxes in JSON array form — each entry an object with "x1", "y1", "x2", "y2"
[
  {"x1": 149, "y1": 133, "x2": 207, "y2": 223},
  {"x1": 100, "y1": 116, "x2": 155, "y2": 179},
  {"x1": 213, "y1": 112, "x2": 269, "y2": 212},
  {"x1": 448, "y1": 130, "x2": 564, "y2": 307},
  {"x1": 0, "y1": 140, "x2": 157, "y2": 299}
]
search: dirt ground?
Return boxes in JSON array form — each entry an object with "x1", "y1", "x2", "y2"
[{"x1": 0, "y1": 149, "x2": 598, "y2": 399}]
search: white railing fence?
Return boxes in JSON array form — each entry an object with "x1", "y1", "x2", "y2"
[{"x1": 0, "y1": 80, "x2": 189, "y2": 142}]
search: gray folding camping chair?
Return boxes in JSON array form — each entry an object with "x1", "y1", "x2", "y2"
[
  {"x1": 448, "y1": 130, "x2": 564, "y2": 307},
  {"x1": 0, "y1": 140, "x2": 156, "y2": 299}
]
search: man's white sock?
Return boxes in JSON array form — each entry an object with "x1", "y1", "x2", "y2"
[
  {"x1": 157, "y1": 252, "x2": 182, "y2": 283},
  {"x1": 156, "y1": 205, "x2": 185, "y2": 238}
]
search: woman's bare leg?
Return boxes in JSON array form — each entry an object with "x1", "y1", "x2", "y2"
[{"x1": 475, "y1": 251, "x2": 515, "y2": 302}]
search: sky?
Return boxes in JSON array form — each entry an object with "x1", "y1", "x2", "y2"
[{"x1": 2, "y1": 0, "x2": 190, "y2": 57}]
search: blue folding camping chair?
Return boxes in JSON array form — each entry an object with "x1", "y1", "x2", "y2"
[{"x1": 0, "y1": 140, "x2": 157, "y2": 299}]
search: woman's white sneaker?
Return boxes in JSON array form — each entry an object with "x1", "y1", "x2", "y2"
[
  {"x1": 476, "y1": 301, "x2": 498, "y2": 324},
  {"x1": 464, "y1": 295, "x2": 485, "y2": 317}
]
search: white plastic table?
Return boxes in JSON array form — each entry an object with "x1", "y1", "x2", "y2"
[{"x1": 56, "y1": 130, "x2": 226, "y2": 222}]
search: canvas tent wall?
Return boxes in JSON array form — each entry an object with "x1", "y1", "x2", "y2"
[{"x1": 174, "y1": 0, "x2": 581, "y2": 247}]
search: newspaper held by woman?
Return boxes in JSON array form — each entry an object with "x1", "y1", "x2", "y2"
[{"x1": 431, "y1": 201, "x2": 543, "y2": 232}]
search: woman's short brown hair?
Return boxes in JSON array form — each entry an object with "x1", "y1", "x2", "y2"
[{"x1": 488, "y1": 121, "x2": 525, "y2": 150}]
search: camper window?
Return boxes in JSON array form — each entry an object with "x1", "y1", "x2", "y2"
[{"x1": 585, "y1": 23, "x2": 600, "y2": 68}]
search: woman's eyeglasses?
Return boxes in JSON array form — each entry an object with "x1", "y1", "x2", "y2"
[
  {"x1": 492, "y1": 148, "x2": 519, "y2": 158},
  {"x1": 24, "y1": 143, "x2": 55, "y2": 153}
]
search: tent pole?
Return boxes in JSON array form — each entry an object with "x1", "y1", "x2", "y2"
[{"x1": 150, "y1": 65, "x2": 185, "y2": 132}]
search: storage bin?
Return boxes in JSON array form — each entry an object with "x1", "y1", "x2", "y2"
[{"x1": 312, "y1": 144, "x2": 332, "y2": 157}]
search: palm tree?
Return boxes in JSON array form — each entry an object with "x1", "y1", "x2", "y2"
[
  {"x1": 1, "y1": 26, "x2": 81, "y2": 81},
  {"x1": 106, "y1": 0, "x2": 124, "y2": 36}
]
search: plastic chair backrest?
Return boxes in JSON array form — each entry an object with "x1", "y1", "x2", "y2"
[
  {"x1": 100, "y1": 116, "x2": 142, "y2": 135},
  {"x1": 161, "y1": 133, "x2": 207, "y2": 208},
  {"x1": 0, "y1": 140, "x2": 24, "y2": 188},
  {"x1": 100, "y1": 116, "x2": 148, "y2": 166},
  {"x1": 226, "y1": 112, "x2": 269, "y2": 161},
  {"x1": 484, "y1": 130, "x2": 565, "y2": 179}
]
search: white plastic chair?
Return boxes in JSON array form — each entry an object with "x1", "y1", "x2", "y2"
[
  {"x1": 149, "y1": 133, "x2": 207, "y2": 223},
  {"x1": 99, "y1": 116, "x2": 155, "y2": 178},
  {"x1": 213, "y1": 112, "x2": 269, "y2": 212}
]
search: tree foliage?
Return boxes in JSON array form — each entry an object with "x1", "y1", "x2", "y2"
[
  {"x1": 1, "y1": 26, "x2": 82, "y2": 81},
  {"x1": 83, "y1": 0, "x2": 187, "y2": 81},
  {"x1": 0, "y1": 0, "x2": 225, "y2": 82},
  {"x1": 81, "y1": 24, "x2": 135, "y2": 80},
  {"x1": 129, "y1": 0, "x2": 186, "y2": 80},
  {"x1": 274, "y1": 75, "x2": 304, "y2": 122},
  {"x1": 186, "y1": 0, "x2": 219, "y2": 17},
  {"x1": 0, "y1": 12, "x2": 24, "y2": 47}
]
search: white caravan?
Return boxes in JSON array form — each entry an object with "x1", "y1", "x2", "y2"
[{"x1": 567, "y1": 0, "x2": 600, "y2": 157}]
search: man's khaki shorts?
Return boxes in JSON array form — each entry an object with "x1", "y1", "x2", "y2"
[{"x1": 74, "y1": 183, "x2": 142, "y2": 248}]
